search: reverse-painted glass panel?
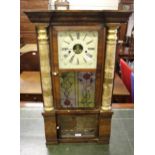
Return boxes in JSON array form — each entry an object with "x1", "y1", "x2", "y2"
[
  {"x1": 60, "y1": 72, "x2": 76, "y2": 108},
  {"x1": 60, "y1": 72, "x2": 96, "y2": 108},
  {"x1": 78, "y1": 72, "x2": 96, "y2": 107}
]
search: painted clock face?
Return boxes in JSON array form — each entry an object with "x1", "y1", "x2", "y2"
[{"x1": 58, "y1": 31, "x2": 98, "y2": 69}]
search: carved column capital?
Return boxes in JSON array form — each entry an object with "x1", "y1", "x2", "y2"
[
  {"x1": 37, "y1": 25, "x2": 49, "y2": 41},
  {"x1": 101, "y1": 23, "x2": 120, "y2": 111},
  {"x1": 37, "y1": 26, "x2": 54, "y2": 112}
]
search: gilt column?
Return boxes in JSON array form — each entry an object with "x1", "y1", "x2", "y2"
[
  {"x1": 37, "y1": 25, "x2": 54, "y2": 112},
  {"x1": 101, "y1": 23, "x2": 120, "y2": 111}
]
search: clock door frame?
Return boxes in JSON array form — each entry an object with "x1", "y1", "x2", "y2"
[{"x1": 50, "y1": 25, "x2": 106, "y2": 109}]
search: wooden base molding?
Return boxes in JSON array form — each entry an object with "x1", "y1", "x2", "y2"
[
  {"x1": 42, "y1": 110, "x2": 113, "y2": 144},
  {"x1": 42, "y1": 112, "x2": 58, "y2": 144}
]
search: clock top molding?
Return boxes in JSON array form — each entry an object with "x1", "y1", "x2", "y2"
[{"x1": 25, "y1": 10, "x2": 132, "y2": 25}]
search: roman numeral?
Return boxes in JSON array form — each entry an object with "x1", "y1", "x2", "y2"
[
  {"x1": 64, "y1": 54, "x2": 68, "y2": 58},
  {"x1": 86, "y1": 40, "x2": 93, "y2": 45},
  {"x1": 69, "y1": 55, "x2": 75, "y2": 63},
  {"x1": 69, "y1": 34, "x2": 74, "y2": 41},
  {"x1": 77, "y1": 58, "x2": 79, "y2": 65},
  {"x1": 83, "y1": 57, "x2": 87, "y2": 63},
  {"x1": 88, "y1": 48, "x2": 95, "y2": 50},
  {"x1": 63, "y1": 51, "x2": 71, "y2": 58},
  {"x1": 83, "y1": 33, "x2": 87, "y2": 41},
  {"x1": 64, "y1": 40, "x2": 70, "y2": 45},
  {"x1": 76, "y1": 32, "x2": 80, "y2": 39},
  {"x1": 62, "y1": 47, "x2": 68, "y2": 51}
]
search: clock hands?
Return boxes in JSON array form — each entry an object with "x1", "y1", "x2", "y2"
[{"x1": 62, "y1": 45, "x2": 94, "y2": 64}]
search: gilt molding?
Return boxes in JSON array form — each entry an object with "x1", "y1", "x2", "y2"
[
  {"x1": 101, "y1": 24, "x2": 120, "y2": 111},
  {"x1": 37, "y1": 26, "x2": 54, "y2": 112}
]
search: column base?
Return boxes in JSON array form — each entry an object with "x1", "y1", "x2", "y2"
[
  {"x1": 101, "y1": 106, "x2": 111, "y2": 111},
  {"x1": 42, "y1": 111, "x2": 58, "y2": 144},
  {"x1": 98, "y1": 110, "x2": 113, "y2": 144}
]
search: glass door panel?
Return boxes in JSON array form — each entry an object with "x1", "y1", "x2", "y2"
[
  {"x1": 60, "y1": 72, "x2": 96, "y2": 108},
  {"x1": 58, "y1": 114, "x2": 98, "y2": 138}
]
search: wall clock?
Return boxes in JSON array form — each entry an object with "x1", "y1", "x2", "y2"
[{"x1": 25, "y1": 10, "x2": 132, "y2": 144}]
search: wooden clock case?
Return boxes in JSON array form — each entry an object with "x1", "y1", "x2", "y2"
[{"x1": 25, "y1": 10, "x2": 132, "y2": 144}]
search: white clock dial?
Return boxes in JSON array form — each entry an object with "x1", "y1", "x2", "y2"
[{"x1": 58, "y1": 31, "x2": 98, "y2": 69}]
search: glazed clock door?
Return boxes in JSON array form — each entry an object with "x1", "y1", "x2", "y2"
[{"x1": 51, "y1": 26, "x2": 105, "y2": 109}]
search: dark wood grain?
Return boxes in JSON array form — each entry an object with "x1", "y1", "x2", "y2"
[
  {"x1": 118, "y1": 23, "x2": 128, "y2": 41},
  {"x1": 42, "y1": 112, "x2": 58, "y2": 144},
  {"x1": 98, "y1": 111, "x2": 113, "y2": 143},
  {"x1": 20, "y1": 33, "x2": 37, "y2": 43},
  {"x1": 20, "y1": 0, "x2": 48, "y2": 44},
  {"x1": 20, "y1": 51, "x2": 39, "y2": 72},
  {"x1": 20, "y1": 23, "x2": 36, "y2": 32},
  {"x1": 25, "y1": 10, "x2": 132, "y2": 24}
]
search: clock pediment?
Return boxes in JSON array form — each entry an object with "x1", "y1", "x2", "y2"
[{"x1": 25, "y1": 10, "x2": 132, "y2": 24}]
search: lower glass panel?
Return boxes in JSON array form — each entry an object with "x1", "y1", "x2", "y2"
[
  {"x1": 57, "y1": 114, "x2": 98, "y2": 138},
  {"x1": 60, "y1": 72, "x2": 96, "y2": 108}
]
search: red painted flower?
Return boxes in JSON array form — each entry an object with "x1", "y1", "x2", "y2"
[
  {"x1": 83, "y1": 73, "x2": 91, "y2": 80},
  {"x1": 64, "y1": 99, "x2": 71, "y2": 106}
]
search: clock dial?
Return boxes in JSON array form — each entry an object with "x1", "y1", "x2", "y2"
[{"x1": 58, "y1": 31, "x2": 98, "y2": 69}]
